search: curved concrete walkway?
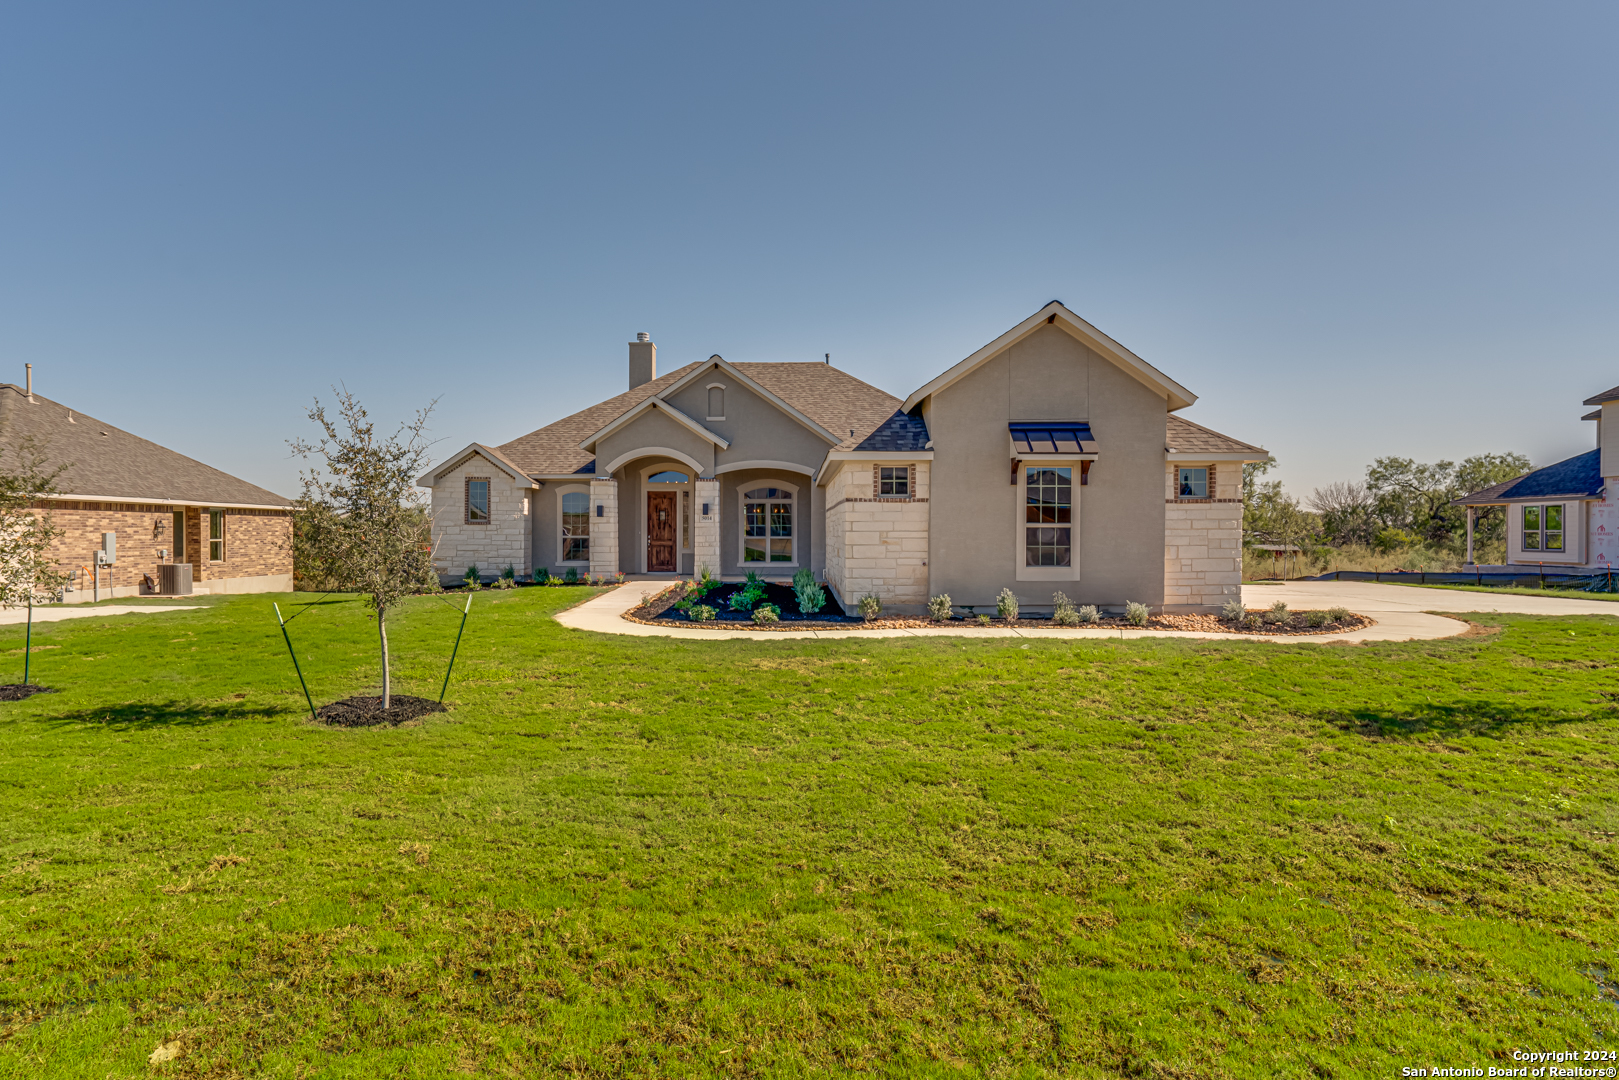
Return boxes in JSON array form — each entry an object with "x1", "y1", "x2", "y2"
[
  {"x1": 554, "y1": 582, "x2": 1476, "y2": 644},
  {"x1": 0, "y1": 603, "x2": 204, "y2": 626}
]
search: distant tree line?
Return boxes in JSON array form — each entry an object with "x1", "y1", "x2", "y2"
[{"x1": 1244, "y1": 452, "x2": 1532, "y2": 559}]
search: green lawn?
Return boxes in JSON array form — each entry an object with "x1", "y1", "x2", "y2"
[{"x1": 0, "y1": 588, "x2": 1614, "y2": 1078}]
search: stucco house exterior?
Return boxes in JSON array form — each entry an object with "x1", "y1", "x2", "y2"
[
  {"x1": 1454, "y1": 382, "x2": 1619, "y2": 569},
  {"x1": 0, "y1": 373, "x2": 295, "y2": 600},
  {"x1": 420, "y1": 302, "x2": 1268, "y2": 613}
]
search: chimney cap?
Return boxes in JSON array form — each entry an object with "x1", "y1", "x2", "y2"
[{"x1": 636, "y1": 332, "x2": 650, "y2": 343}]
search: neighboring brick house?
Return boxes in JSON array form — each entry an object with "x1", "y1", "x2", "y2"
[
  {"x1": 420, "y1": 303, "x2": 1269, "y2": 613},
  {"x1": 0, "y1": 378, "x2": 294, "y2": 600}
]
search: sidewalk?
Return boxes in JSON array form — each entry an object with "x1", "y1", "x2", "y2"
[
  {"x1": 0, "y1": 603, "x2": 205, "y2": 626},
  {"x1": 553, "y1": 582, "x2": 1468, "y2": 644}
]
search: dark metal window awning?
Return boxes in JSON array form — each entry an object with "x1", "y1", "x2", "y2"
[{"x1": 1009, "y1": 422, "x2": 1096, "y2": 455}]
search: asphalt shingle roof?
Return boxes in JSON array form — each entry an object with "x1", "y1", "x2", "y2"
[
  {"x1": 1454, "y1": 449, "x2": 1602, "y2": 505},
  {"x1": 853, "y1": 409, "x2": 931, "y2": 452},
  {"x1": 1583, "y1": 384, "x2": 1619, "y2": 406},
  {"x1": 496, "y1": 362, "x2": 904, "y2": 474},
  {"x1": 1165, "y1": 415, "x2": 1266, "y2": 455},
  {"x1": 0, "y1": 384, "x2": 292, "y2": 507}
]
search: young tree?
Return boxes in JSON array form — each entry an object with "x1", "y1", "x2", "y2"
[
  {"x1": 290, "y1": 391, "x2": 439, "y2": 709},
  {"x1": 0, "y1": 437, "x2": 70, "y2": 683}
]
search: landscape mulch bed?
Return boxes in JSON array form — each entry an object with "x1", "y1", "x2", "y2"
[
  {"x1": 315, "y1": 695, "x2": 447, "y2": 728},
  {"x1": 0, "y1": 684, "x2": 57, "y2": 701},
  {"x1": 627, "y1": 585, "x2": 1375, "y2": 635}
]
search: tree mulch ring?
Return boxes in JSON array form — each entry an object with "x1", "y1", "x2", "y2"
[
  {"x1": 315, "y1": 695, "x2": 446, "y2": 728},
  {"x1": 0, "y1": 684, "x2": 57, "y2": 702}
]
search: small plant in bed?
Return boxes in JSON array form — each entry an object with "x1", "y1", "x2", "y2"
[
  {"x1": 655, "y1": 576, "x2": 852, "y2": 624},
  {"x1": 751, "y1": 604, "x2": 780, "y2": 625},
  {"x1": 792, "y1": 568, "x2": 827, "y2": 615}
]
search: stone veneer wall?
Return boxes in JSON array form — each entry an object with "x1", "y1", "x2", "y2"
[
  {"x1": 1163, "y1": 462, "x2": 1242, "y2": 611},
  {"x1": 429, "y1": 454, "x2": 532, "y2": 583},
  {"x1": 40, "y1": 501, "x2": 292, "y2": 600},
  {"x1": 823, "y1": 461, "x2": 930, "y2": 615}
]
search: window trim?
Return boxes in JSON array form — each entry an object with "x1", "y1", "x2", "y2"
[
  {"x1": 465, "y1": 476, "x2": 491, "y2": 525},
  {"x1": 1521, "y1": 502, "x2": 1566, "y2": 553},
  {"x1": 207, "y1": 508, "x2": 226, "y2": 563},
  {"x1": 557, "y1": 484, "x2": 591, "y2": 565},
  {"x1": 736, "y1": 479, "x2": 798, "y2": 567},
  {"x1": 1015, "y1": 462, "x2": 1080, "y2": 581},
  {"x1": 706, "y1": 383, "x2": 727, "y2": 422}
]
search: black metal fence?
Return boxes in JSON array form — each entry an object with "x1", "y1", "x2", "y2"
[{"x1": 1320, "y1": 568, "x2": 1618, "y2": 592}]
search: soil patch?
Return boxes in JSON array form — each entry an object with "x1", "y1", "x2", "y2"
[
  {"x1": 316, "y1": 695, "x2": 446, "y2": 728},
  {"x1": 0, "y1": 684, "x2": 57, "y2": 702}
]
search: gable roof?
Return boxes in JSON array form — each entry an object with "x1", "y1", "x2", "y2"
[
  {"x1": 853, "y1": 409, "x2": 932, "y2": 452},
  {"x1": 419, "y1": 441, "x2": 536, "y2": 487},
  {"x1": 1454, "y1": 449, "x2": 1600, "y2": 505},
  {"x1": 577, "y1": 395, "x2": 730, "y2": 453},
  {"x1": 902, "y1": 301, "x2": 1197, "y2": 414},
  {"x1": 0, "y1": 384, "x2": 292, "y2": 508},
  {"x1": 489, "y1": 361, "x2": 903, "y2": 477},
  {"x1": 1166, "y1": 415, "x2": 1267, "y2": 456},
  {"x1": 654, "y1": 357, "x2": 842, "y2": 444}
]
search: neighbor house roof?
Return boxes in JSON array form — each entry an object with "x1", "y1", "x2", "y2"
[
  {"x1": 494, "y1": 362, "x2": 903, "y2": 477},
  {"x1": 1165, "y1": 415, "x2": 1267, "y2": 456},
  {"x1": 1582, "y1": 384, "x2": 1619, "y2": 406},
  {"x1": 0, "y1": 384, "x2": 293, "y2": 508},
  {"x1": 1453, "y1": 449, "x2": 1602, "y2": 505}
]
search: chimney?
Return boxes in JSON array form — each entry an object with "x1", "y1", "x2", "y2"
[
  {"x1": 629, "y1": 332, "x2": 656, "y2": 390},
  {"x1": 24, "y1": 364, "x2": 32, "y2": 402}
]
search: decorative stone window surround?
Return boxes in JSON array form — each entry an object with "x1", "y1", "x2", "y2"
[
  {"x1": 872, "y1": 464, "x2": 917, "y2": 499},
  {"x1": 465, "y1": 476, "x2": 491, "y2": 525}
]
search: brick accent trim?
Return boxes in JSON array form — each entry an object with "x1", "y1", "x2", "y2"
[
  {"x1": 465, "y1": 476, "x2": 491, "y2": 525},
  {"x1": 827, "y1": 497, "x2": 929, "y2": 513},
  {"x1": 1167, "y1": 498, "x2": 1242, "y2": 504}
]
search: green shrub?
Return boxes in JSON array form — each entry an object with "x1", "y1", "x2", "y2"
[
  {"x1": 532, "y1": 570, "x2": 552, "y2": 585},
  {"x1": 1327, "y1": 605, "x2": 1351, "y2": 622},
  {"x1": 1124, "y1": 601, "x2": 1149, "y2": 626},
  {"x1": 463, "y1": 566, "x2": 482, "y2": 591},
  {"x1": 752, "y1": 604, "x2": 780, "y2": 624},
  {"x1": 976, "y1": 613, "x2": 991, "y2": 626},
  {"x1": 1375, "y1": 527, "x2": 1415, "y2": 553},
  {"x1": 688, "y1": 604, "x2": 716, "y2": 622},
  {"x1": 500, "y1": 565, "x2": 516, "y2": 582},
  {"x1": 493, "y1": 575, "x2": 515, "y2": 590},
  {"x1": 996, "y1": 588, "x2": 1019, "y2": 622},
  {"x1": 1262, "y1": 600, "x2": 1290, "y2": 625},
  {"x1": 792, "y1": 568, "x2": 826, "y2": 615},
  {"x1": 857, "y1": 594, "x2": 882, "y2": 621},
  {"x1": 1305, "y1": 610, "x2": 1328, "y2": 627},
  {"x1": 927, "y1": 594, "x2": 953, "y2": 621},
  {"x1": 1077, "y1": 605, "x2": 1100, "y2": 624},
  {"x1": 729, "y1": 582, "x2": 765, "y2": 612},
  {"x1": 563, "y1": 567, "x2": 579, "y2": 585},
  {"x1": 1220, "y1": 597, "x2": 1246, "y2": 622},
  {"x1": 1243, "y1": 612, "x2": 1263, "y2": 630}
]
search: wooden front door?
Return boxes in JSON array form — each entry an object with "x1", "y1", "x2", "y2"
[{"x1": 647, "y1": 492, "x2": 677, "y2": 572}]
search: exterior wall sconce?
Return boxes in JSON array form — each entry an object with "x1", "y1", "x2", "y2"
[{"x1": 596, "y1": 504, "x2": 604, "y2": 517}]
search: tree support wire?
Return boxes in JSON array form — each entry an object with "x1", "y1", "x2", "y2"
[
  {"x1": 440, "y1": 594, "x2": 472, "y2": 703},
  {"x1": 274, "y1": 602, "x2": 318, "y2": 723}
]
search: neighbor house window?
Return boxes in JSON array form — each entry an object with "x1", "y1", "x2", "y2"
[
  {"x1": 466, "y1": 478, "x2": 490, "y2": 524},
  {"x1": 1025, "y1": 467, "x2": 1072, "y2": 566},
  {"x1": 707, "y1": 386, "x2": 725, "y2": 419},
  {"x1": 1178, "y1": 467, "x2": 1208, "y2": 499},
  {"x1": 1522, "y1": 504, "x2": 1564, "y2": 552},
  {"x1": 878, "y1": 466, "x2": 910, "y2": 496},
  {"x1": 742, "y1": 486, "x2": 794, "y2": 563},
  {"x1": 208, "y1": 510, "x2": 225, "y2": 562},
  {"x1": 561, "y1": 491, "x2": 590, "y2": 562}
]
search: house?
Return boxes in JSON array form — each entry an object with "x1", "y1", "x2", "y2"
[
  {"x1": 1454, "y1": 382, "x2": 1619, "y2": 569},
  {"x1": 420, "y1": 302, "x2": 1269, "y2": 613},
  {"x1": 0, "y1": 372, "x2": 295, "y2": 600}
]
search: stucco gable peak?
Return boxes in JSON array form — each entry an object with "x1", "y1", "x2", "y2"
[
  {"x1": 576, "y1": 395, "x2": 731, "y2": 453},
  {"x1": 901, "y1": 301, "x2": 1197, "y2": 414},
  {"x1": 653, "y1": 356, "x2": 842, "y2": 445}
]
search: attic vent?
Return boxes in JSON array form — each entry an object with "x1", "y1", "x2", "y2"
[{"x1": 100, "y1": 431, "x2": 108, "y2": 437}]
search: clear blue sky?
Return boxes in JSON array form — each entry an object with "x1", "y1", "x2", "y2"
[{"x1": 2, "y1": 2, "x2": 1614, "y2": 499}]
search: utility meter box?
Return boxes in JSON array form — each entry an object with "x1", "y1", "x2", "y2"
[{"x1": 98, "y1": 532, "x2": 116, "y2": 565}]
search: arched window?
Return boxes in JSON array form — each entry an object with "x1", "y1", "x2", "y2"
[
  {"x1": 741, "y1": 485, "x2": 794, "y2": 564},
  {"x1": 707, "y1": 386, "x2": 725, "y2": 420},
  {"x1": 559, "y1": 489, "x2": 590, "y2": 563},
  {"x1": 648, "y1": 470, "x2": 689, "y2": 483}
]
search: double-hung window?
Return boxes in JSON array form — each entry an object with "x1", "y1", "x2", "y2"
[
  {"x1": 561, "y1": 491, "x2": 590, "y2": 561},
  {"x1": 1522, "y1": 504, "x2": 1564, "y2": 552},
  {"x1": 878, "y1": 466, "x2": 909, "y2": 496},
  {"x1": 743, "y1": 487, "x2": 793, "y2": 563},
  {"x1": 208, "y1": 510, "x2": 225, "y2": 562},
  {"x1": 1025, "y1": 467, "x2": 1072, "y2": 566}
]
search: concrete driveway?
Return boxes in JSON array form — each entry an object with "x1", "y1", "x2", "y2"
[{"x1": 1242, "y1": 579, "x2": 1619, "y2": 617}]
